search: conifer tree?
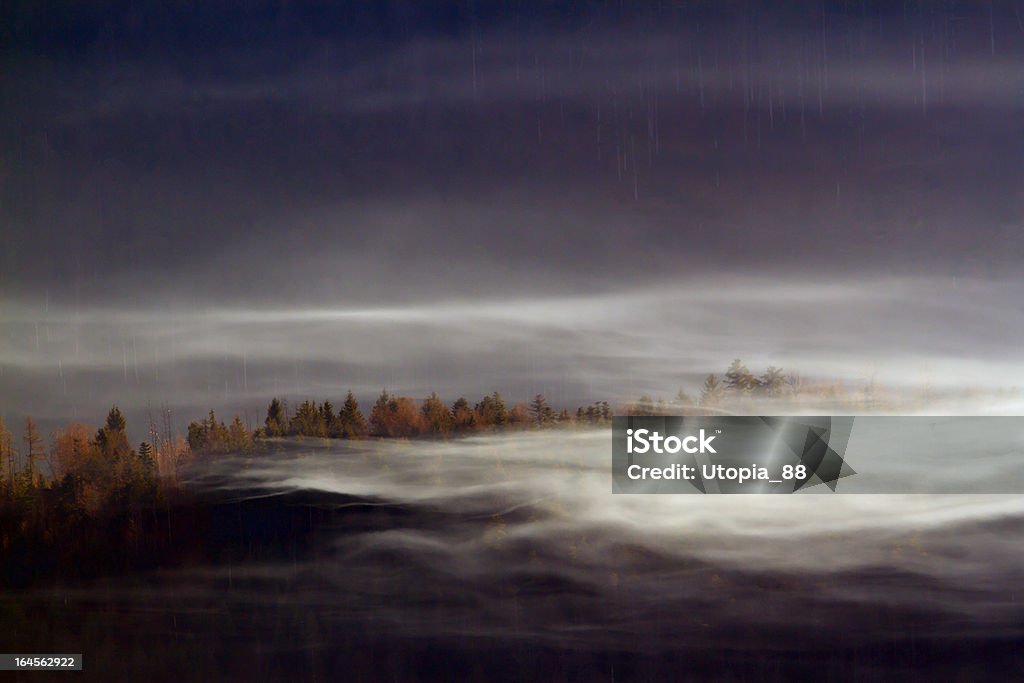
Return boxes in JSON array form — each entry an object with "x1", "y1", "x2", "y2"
[
  {"x1": 491, "y1": 392, "x2": 507, "y2": 426},
  {"x1": 321, "y1": 401, "x2": 336, "y2": 435},
  {"x1": 528, "y1": 394, "x2": 554, "y2": 425},
  {"x1": 421, "y1": 393, "x2": 452, "y2": 435},
  {"x1": 475, "y1": 392, "x2": 507, "y2": 427},
  {"x1": 264, "y1": 398, "x2": 287, "y2": 437},
  {"x1": 96, "y1": 406, "x2": 132, "y2": 461},
  {"x1": 724, "y1": 359, "x2": 756, "y2": 395},
  {"x1": 228, "y1": 415, "x2": 254, "y2": 451},
  {"x1": 135, "y1": 441, "x2": 157, "y2": 480},
  {"x1": 340, "y1": 391, "x2": 367, "y2": 438},
  {"x1": 370, "y1": 390, "x2": 391, "y2": 437},
  {"x1": 700, "y1": 374, "x2": 725, "y2": 406},
  {"x1": 290, "y1": 400, "x2": 323, "y2": 437},
  {"x1": 759, "y1": 366, "x2": 786, "y2": 397},
  {"x1": 451, "y1": 397, "x2": 475, "y2": 431}
]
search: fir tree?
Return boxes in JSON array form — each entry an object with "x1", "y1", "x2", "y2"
[
  {"x1": 370, "y1": 390, "x2": 391, "y2": 437},
  {"x1": 96, "y1": 406, "x2": 132, "y2": 460},
  {"x1": 724, "y1": 359, "x2": 756, "y2": 395},
  {"x1": 321, "y1": 401, "x2": 336, "y2": 435},
  {"x1": 290, "y1": 400, "x2": 323, "y2": 437},
  {"x1": 700, "y1": 374, "x2": 725, "y2": 406},
  {"x1": 528, "y1": 394, "x2": 555, "y2": 425},
  {"x1": 421, "y1": 393, "x2": 452, "y2": 435},
  {"x1": 475, "y1": 392, "x2": 507, "y2": 427},
  {"x1": 759, "y1": 366, "x2": 786, "y2": 397},
  {"x1": 451, "y1": 397, "x2": 475, "y2": 431},
  {"x1": 264, "y1": 398, "x2": 287, "y2": 437},
  {"x1": 228, "y1": 415, "x2": 254, "y2": 451},
  {"x1": 339, "y1": 391, "x2": 367, "y2": 438}
]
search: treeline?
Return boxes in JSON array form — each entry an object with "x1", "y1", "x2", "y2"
[
  {"x1": 0, "y1": 361, "x2": 886, "y2": 586},
  {"x1": 0, "y1": 408, "x2": 187, "y2": 514},
  {"x1": 629, "y1": 358, "x2": 889, "y2": 414},
  {"x1": 631, "y1": 359, "x2": 794, "y2": 414},
  {"x1": 0, "y1": 407, "x2": 195, "y2": 585},
  {"x1": 184, "y1": 361, "x2": 837, "y2": 453},
  {"x1": 699, "y1": 359, "x2": 792, "y2": 405},
  {"x1": 187, "y1": 391, "x2": 614, "y2": 453}
]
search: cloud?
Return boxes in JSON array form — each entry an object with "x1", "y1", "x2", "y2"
[
  {"x1": 3, "y1": 12, "x2": 1024, "y2": 423},
  {"x1": 3, "y1": 275, "x2": 1024, "y2": 423}
]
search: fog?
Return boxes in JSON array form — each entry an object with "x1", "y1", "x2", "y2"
[
  {"x1": 3, "y1": 276, "x2": 1024, "y2": 428},
  {"x1": 24, "y1": 431, "x2": 1024, "y2": 656}
]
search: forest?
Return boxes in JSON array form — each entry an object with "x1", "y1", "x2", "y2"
[{"x1": 0, "y1": 359, "x2": 879, "y2": 587}]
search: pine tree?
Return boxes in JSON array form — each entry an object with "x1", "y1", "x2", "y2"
[
  {"x1": 187, "y1": 410, "x2": 231, "y2": 454},
  {"x1": 136, "y1": 441, "x2": 157, "y2": 479},
  {"x1": 724, "y1": 359, "x2": 756, "y2": 395},
  {"x1": 759, "y1": 366, "x2": 786, "y2": 397},
  {"x1": 264, "y1": 398, "x2": 287, "y2": 437},
  {"x1": 528, "y1": 394, "x2": 554, "y2": 425},
  {"x1": 370, "y1": 390, "x2": 391, "y2": 437},
  {"x1": 700, "y1": 374, "x2": 725, "y2": 406},
  {"x1": 451, "y1": 397, "x2": 475, "y2": 431},
  {"x1": 492, "y1": 392, "x2": 507, "y2": 425},
  {"x1": 104, "y1": 406, "x2": 127, "y2": 433},
  {"x1": 228, "y1": 415, "x2": 254, "y2": 451},
  {"x1": 475, "y1": 392, "x2": 507, "y2": 427},
  {"x1": 321, "y1": 401, "x2": 336, "y2": 436},
  {"x1": 290, "y1": 400, "x2": 323, "y2": 437},
  {"x1": 96, "y1": 406, "x2": 131, "y2": 459},
  {"x1": 421, "y1": 393, "x2": 452, "y2": 435},
  {"x1": 340, "y1": 391, "x2": 367, "y2": 438}
]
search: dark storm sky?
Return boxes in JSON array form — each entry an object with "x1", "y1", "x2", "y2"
[{"x1": 2, "y1": 1, "x2": 1024, "y2": 425}]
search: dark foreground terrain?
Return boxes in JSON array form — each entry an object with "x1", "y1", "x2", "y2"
[{"x1": 3, "y1": 435, "x2": 1024, "y2": 681}]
